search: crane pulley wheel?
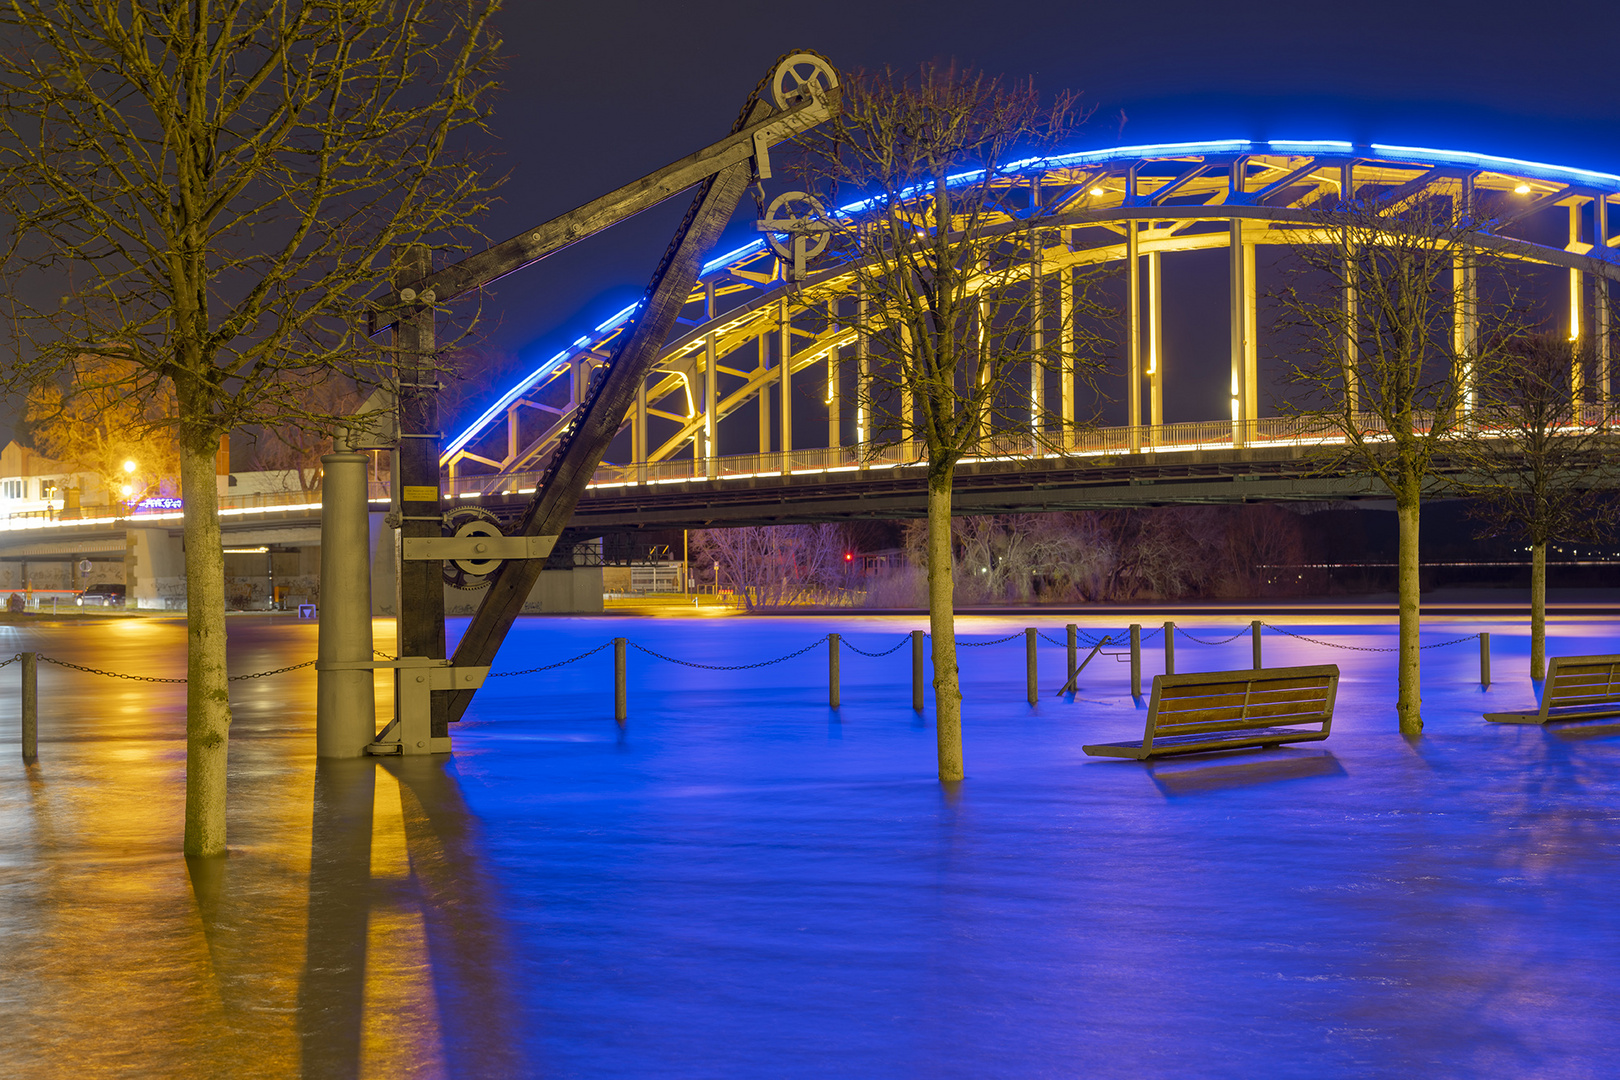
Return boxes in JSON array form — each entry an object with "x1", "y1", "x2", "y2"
[
  {"x1": 762, "y1": 191, "x2": 832, "y2": 262},
  {"x1": 770, "y1": 53, "x2": 839, "y2": 111},
  {"x1": 441, "y1": 506, "x2": 504, "y2": 589}
]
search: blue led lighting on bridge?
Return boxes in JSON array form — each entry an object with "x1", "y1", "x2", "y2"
[{"x1": 443, "y1": 138, "x2": 1620, "y2": 464}]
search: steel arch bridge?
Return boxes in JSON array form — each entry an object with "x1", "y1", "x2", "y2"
[{"x1": 442, "y1": 138, "x2": 1620, "y2": 515}]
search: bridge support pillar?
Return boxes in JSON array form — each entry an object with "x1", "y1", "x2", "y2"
[
  {"x1": 778, "y1": 298, "x2": 792, "y2": 472},
  {"x1": 1597, "y1": 197, "x2": 1611, "y2": 402},
  {"x1": 1127, "y1": 219, "x2": 1142, "y2": 452},
  {"x1": 316, "y1": 452, "x2": 376, "y2": 758},
  {"x1": 1060, "y1": 255, "x2": 1075, "y2": 450},
  {"x1": 1228, "y1": 216, "x2": 1257, "y2": 447},
  {"x1": 1454, "y1": 174, "x2": 1478, "y2": 424},
  {"x1": 1147, "y1": 249, "x2": 1163, "y2": 440},
  {"x1": 1570, "y1": 202, "x2": 1585, "y2": 398},
  {"x1": 856, "y1": 283, "x2": 870, "y2": 457}
]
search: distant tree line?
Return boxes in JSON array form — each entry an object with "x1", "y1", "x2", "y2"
[{"x1": 692, "y1": 504, "x2": 1315, "y2": 607}]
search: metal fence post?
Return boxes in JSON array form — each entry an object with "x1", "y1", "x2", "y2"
[
  {"x1": 829, "y1": 633, "x2": 840, "y2": 708},
  {"x1": 1480, "y1": 632, "x2": 1491, "y2": 688},
  {"x1": 1252, "y1": 620, "x2": 1263, "y2": 670},
  {"x1": 21, "y1": 652, "x2": 36, "y2": 764},
  {"x1": 911, "y1": 629, "x2": 925, "y2": 712},
  {"x1": 1130, "y1": 624, "x2": 1142, "y2": 697},
  {"x1": 1025, "y1": 628, "x2": 1037, "y2": 705},
  {"x1": 614, "y1": 637, "x2": 627, "y2": 724},
  {"x1": 1164, "y1": 621, "x2": 1175, "y2": 676},
  {"x1": 1066, "y1": 624, "x2": 1078, "y2": 689}
]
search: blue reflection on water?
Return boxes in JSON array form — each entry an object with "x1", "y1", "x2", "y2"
[{"x1": 440, "y1": 615, "x2": 1620, "y2": 1077}]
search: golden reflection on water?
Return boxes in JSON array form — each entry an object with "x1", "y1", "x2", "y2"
[
  {"x1": 0, "y1": 618, "x2": 504, "y2": 1079},
  {"x1": 359, "y1": 767, "x2": 446, "y2": 1079}
]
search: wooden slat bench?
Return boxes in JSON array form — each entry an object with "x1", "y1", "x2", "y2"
[
  {"x1": 1484, "y1": 655, "x2": 1620, "y2": 724},
  {"x1": 1084, "y1": 664, "x2": 1340, "y2": 760}
]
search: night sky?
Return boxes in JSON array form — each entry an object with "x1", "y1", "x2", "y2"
[
  {"x1": 465, "y1": 0, "x2": 1620, "y2": 430},
  {"x1": 8, "y1": 0, "x2": 1620, "y2": 444}
]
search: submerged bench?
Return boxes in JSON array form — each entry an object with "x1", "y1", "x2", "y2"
[
  {"x1": 1084, "y1": 664, "x2": 1340, "y2": 760},
  {"x1": 1484, "y1": 655, "x2": 1620, "y2": 724}
]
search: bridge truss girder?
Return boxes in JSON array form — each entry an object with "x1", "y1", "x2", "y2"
[{"x1": 444, "y1": 143, "x2": 1620, "y2": 499}]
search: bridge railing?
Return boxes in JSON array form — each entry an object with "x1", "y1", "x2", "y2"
[{"x1": 442, "y1": 415, "x2": 1365, "y2": 499}]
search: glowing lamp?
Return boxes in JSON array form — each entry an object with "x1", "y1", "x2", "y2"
[
  {"x1": 1089, "y1": 187, "x2": 1105, "y2": 197},
  {"x1": 120, "y1": 483, "x2": 135, "y2": 498},
  {"x1": 1514, "y1": 183, "x2": 1532, "y2": 194},
  {"x1": 122, "y1": 459, "x2": 137, "y2": 474}
]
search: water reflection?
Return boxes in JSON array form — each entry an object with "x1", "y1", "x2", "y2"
[
  {"x1": 0, "y1": 617, "x2": 524, "y2": 1079},
  {"x1": 1149, "y1": 748, "x2": 1346, "y2": 796},
  {"x1": 7, "y1": 614, "x2": 1620, "y2": 1076}
]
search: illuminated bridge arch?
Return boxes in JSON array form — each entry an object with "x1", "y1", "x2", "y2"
[{"x1": 442, "y1": 139, "x2": 1620, "y2": 498}]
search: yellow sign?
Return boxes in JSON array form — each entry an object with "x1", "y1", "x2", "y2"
[{"x1": 402, "y1": 486, "x2": 439, "y2": 503}]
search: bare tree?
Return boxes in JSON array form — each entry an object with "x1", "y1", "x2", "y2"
[
  {"x1": 794, "y1": 65, "x2": 1108, "y2": 780},
  {"x1": 0, "y1": 1, "x2": 502, "y2": 855},
  {"x1": 691, "y1": 524, "x2": 849, "y2": 609},
  {"x1": 1273, "y1": 197, "x2": 1522, "y2": 735},
  {"x1": 1458, "y1": 332, "x2": 1620, "y2": 678},
  {"x1": 246, "y1": 377, "x2": 370, "y2": 494}
]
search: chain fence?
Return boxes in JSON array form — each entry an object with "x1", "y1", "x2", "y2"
[
  {"x1": 958, "y1": 631, "x2": 1027, "y2": 648},
  {"x1": 630, "y1": 636, "x2": 830, "y2": 671},
  {"x1": 1262, "y1": 623, "x2": 1482, "y2": 653},
  {"x1": 844, "y1": 636, "x2": 912, "y2": 658},
  {"x1": 1175, "y1": 626, "x2": 1253, "y2": 647},
  {"x1": 0, "y1": 619, "x2": 1491, "y2": 689},
  {"x1": 490, "y1": 641, "x2": 614, "y2": 677}
]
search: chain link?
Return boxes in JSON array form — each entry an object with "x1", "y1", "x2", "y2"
[
  {"x1": 958, "y1": 631, "x2": 1027, "y2": 648},
  {"x1": 489, "y1": 640, "x2": 613, "y2": 677},
  {"x1": 843, "y1": 636, "x2": 911, "y2": 658},
  {"x1": 30, "y1": 653, "x2": 316, "y2": 682},
  {"x1": 630, "y1": 636, "x2": 829, "y2": 670},
  {"x1": 1175, "y1": 626, "x2": 1252, "y2": 647},
  {"x1": 36, "y1": 655, "x2": 187, "y2": 682},
  {"x1": 229, "y1": 660, "x2": 317, "y2": 681},
  {"x1": 0, "y1": 652, "x2": 18, "y2": 669},
  {"x1": 1263, "y1": 623, "x2": 1481, "y2": 653}
]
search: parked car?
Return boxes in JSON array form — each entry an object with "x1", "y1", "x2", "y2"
[{"x1": 77, "y1": 584, "x2": 126, "y2": 608}]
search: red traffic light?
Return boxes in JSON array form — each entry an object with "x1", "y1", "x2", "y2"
[{"x1": 844, "y1": 552, "x2": 853, "y2": 562}]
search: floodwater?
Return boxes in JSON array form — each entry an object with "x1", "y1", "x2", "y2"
[{"x1": 2, "y1": 609, "x2": 1619, "y2": 1078}]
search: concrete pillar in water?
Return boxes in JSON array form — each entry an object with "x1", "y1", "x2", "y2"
[{"x1": 316, "y1": 453, "x2": 375, "y2": 758}]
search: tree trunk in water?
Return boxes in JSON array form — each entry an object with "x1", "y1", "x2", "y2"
[
  {"x1": 1396, "y1": 496, "x2": 1422, "y2": 736},
  {"x1": 926, "y1": 475, "x2": 963, "y2": 781},
  {"x1": 181, "y1": 443, "x2": 232, "y2": 856},
  {"x1": 1530, "y1": 542, "x2": 1547, "y2": 681}
]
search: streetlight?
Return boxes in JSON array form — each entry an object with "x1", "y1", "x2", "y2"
[{"x1": 120, "y1": 460, "x2": 139, "y2": 514}]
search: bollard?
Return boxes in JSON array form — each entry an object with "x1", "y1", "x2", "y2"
[
  {"x1": 912, "y1": 629, "x2": 926, "y2": 712},
  {"x1": 21, "y1": 651, "x2": 36, "y2": 764},
  {"x1": 1130, "y1": 624, "x2": 1142, "y2": 697},
  {"x1": 1164, "y1": 621, "x2": 1175, "y2": 676},
  {"x1": 1066, "y1": 624, "x2": 1078, "y2": 689},
  {"x1": 1252, "y1": 620, "x2": 1263, "y2": 670},
  {"x1": 614, "y1": 637, "x2": 627, "y2": 724},
  {"x1": 829, "y1": 633, "x2": 841, "y2": 708},
  {"x1": 1026, "y1": 628, "x2": 1037, "y2": 705},
  {"x1": 1480, "y1": 632, "x2": 1491, "y2": 688}
]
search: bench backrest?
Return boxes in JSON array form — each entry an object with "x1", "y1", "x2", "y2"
[
  {"x1": 1144, "y1": 664, "x2": 1341, "y2": 750},
  {"x1": 1543, "y1": 655, "x2": 1620, "y2": 715}
]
